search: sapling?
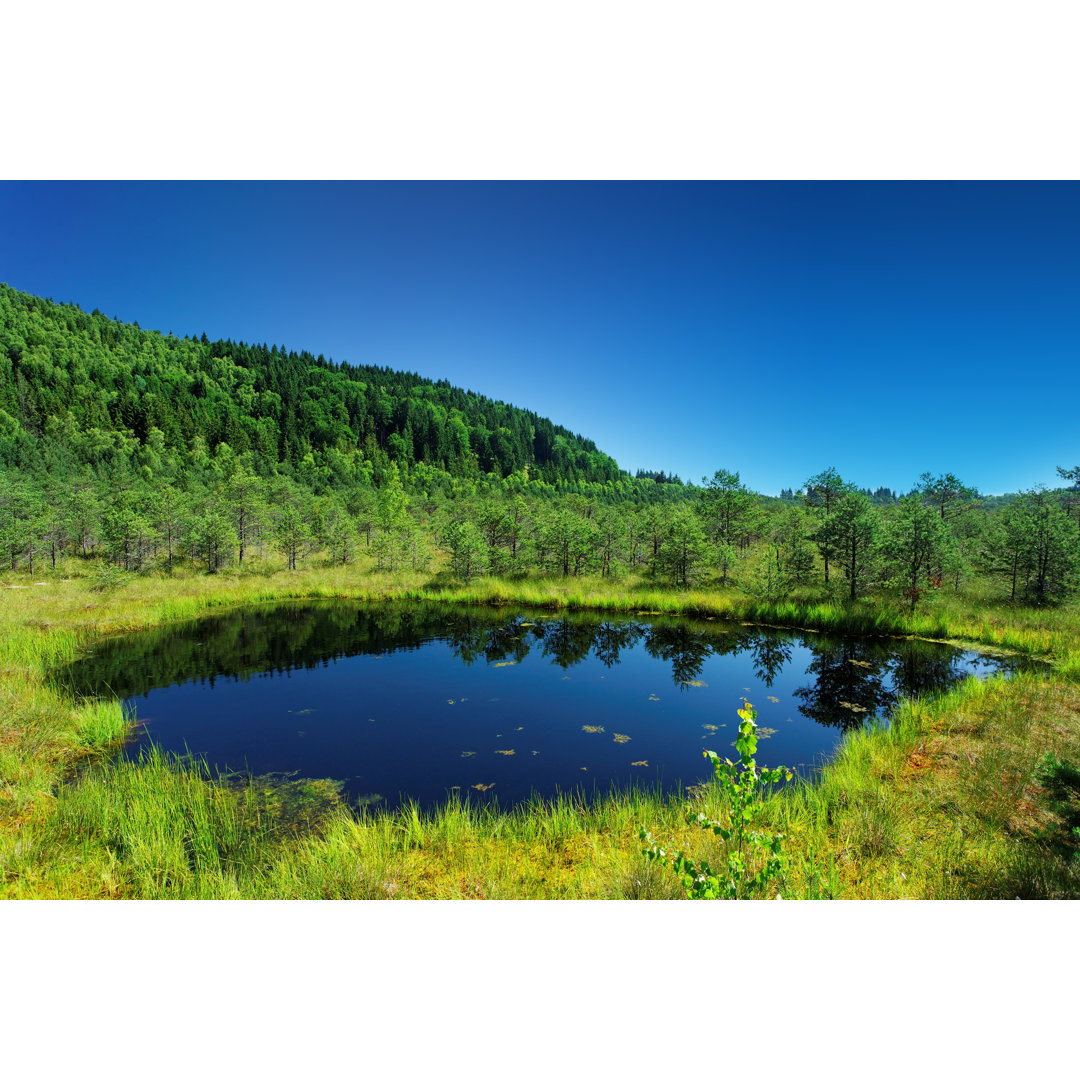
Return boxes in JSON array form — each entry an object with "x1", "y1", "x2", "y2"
[{"x1": 641, "y1": 701, "x2": 793, "y2": 898}]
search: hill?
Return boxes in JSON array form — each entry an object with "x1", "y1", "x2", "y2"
[{"x1": 0, "y1": 283, "x2": 677, "y2": 499}]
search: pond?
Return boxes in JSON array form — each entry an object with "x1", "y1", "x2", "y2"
[{"x1": 60, "y1": 601, "x2": 1023, "y2": 811}]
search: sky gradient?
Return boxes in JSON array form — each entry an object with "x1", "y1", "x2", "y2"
[{"x1": 2, "y1": 181, "x2": 1077, "y2": 495}]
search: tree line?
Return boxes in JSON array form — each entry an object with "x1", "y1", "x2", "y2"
[{"x1": 2, "y1": 453, "x2": 1077, "y2": 606}]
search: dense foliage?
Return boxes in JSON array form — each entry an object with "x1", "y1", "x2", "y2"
[
  {"x1": 2, "y1": 283, "x2": 1078, "y2": 606},
  {"x1": 0, "y1": 283, "x2": 678, "y2": 498}
]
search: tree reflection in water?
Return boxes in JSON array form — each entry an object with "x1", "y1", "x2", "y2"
[
  {"x1": 792, "y1": 639, "x2": 893, "y2": 731},
  {"x1": 59, "y1": 601, "x2": 1022, "y2": 739},
  {"x1": 642, "y1": 624, "x2": 713, "y2": 687},
  {"x1": 592, "y1": 621, "x2": 646, "y2": 668},
  {"x1": 746, "y1": 635, "x2": 793, "y2": 688}
]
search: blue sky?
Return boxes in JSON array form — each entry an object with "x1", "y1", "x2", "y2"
[{"x1": 2, "y1": 180, "x2": 1077, "y2": 495}]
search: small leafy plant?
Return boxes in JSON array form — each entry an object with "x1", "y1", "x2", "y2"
[
  {"x1": 91, "y1": 561, "x2": 128, "y2": 592},
  {"x1": 641, "y1": 701, "x2": 793, "y2": 898}
]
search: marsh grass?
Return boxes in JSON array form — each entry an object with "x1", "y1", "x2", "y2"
[
  {"x1": 2, "y1": 558, "x2": 1080, "y2": 898},
  {"x1": 72, "y1": 699, "x2": 131, "y2": 749}
]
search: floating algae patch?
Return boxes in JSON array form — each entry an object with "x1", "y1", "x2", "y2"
[
  {"x1": 613, "y1": 733, "x2": 631, "y2": 743},
  {"x1": 460, "y1": 751, "x2": 476, "y2": 758},
  {"x1": 495, "y1": 749, "x2": 516, "y2": 756},
  {"x1": 702, "y1": 724, "x2": 719, "y2": 732},
  {"x1": 681, "y1": 680, "x2": 708, "y2": 688},
  {"x1": 631, "y1": 761, "x2": 649, "y2": 767},
  {"x1": 493, "y1": 661, "x2": 517, "y2": 668},
  {"x1": 472, "y1": 783, "x2": 495, "y2": 792},
  {"x1": 582, "y1": 725, "x2": 605, "y2": 734},
  {"x1": 767, "y1": 695, "x2": 780, "y2": 703},
  {"x1": 756, "y1": 727, "x2": 778, "y2": 739}
]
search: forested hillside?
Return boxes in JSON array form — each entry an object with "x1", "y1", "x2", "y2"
[{"x1": 0, "y1": 283, "x2": 666, "y2": 497}]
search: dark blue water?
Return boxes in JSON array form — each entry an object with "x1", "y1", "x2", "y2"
[{"x1": 60, "y1": 602, "x2": 1020, "y2": 811}]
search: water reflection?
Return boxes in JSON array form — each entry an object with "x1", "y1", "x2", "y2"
[
  {"x1": 642, "y1": 624, "x2": 712, "y2": 686},
  {"x1": 60, "y1": 602, "x2": 1026, "y2": 737},
  {"x1": 54, "y1": 602, "x2": 1030, "y2": 810},
  {"x1": 793, "y1": 639, "x2": 892, "y2": 730}
]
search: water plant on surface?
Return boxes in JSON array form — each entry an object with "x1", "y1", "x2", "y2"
[{"x1": 641, "y1": 702, "x2": 793, "y2": 899}]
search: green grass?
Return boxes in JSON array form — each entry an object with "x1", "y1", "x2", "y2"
[{"x1": 2, "y1": 555, "x2": 1079, "y2": 898}]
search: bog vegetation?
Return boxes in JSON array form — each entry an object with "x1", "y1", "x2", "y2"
[{"x1": 2, "y1": 282, "x2": 1079, "y2": 898}]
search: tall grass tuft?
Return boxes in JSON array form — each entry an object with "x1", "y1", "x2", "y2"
[{"x1": 72, "y1": 699, "x2": 131, "y2": 749}]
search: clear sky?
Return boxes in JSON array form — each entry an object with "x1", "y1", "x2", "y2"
[{"x1": 2, "y1": 180, "x2": 1077, "y2": 495}]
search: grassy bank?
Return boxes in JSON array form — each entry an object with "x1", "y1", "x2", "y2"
[{"x1": 2, "y1": 559, "x2": 1079, "y2": 898}]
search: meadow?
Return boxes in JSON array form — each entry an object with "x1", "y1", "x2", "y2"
[{"x1": 2, "y1": 555, "x2": 1078, "y2": 900}]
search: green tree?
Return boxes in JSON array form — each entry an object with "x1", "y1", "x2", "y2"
[
  {"x1": 319, "y1": 496, "x2": 357, "y2": 566},
  {"x1": 148, "y1": 485, "x2": 188, "y2": 573},
  {"x1": 39, "y1": 491, "x2": 70, "y2": 571},
  {"x1": 942, "y1": 506, "x2": 983, "y2": 592},
  {"x1": 1057, "y1": 464, "x2": 1080, "y2": 539},
  {"x1": 917, "y1": 471, "x2": 978, "y2": 522},
  {"x1": 100, "y1": 490, "x2": 151, "y2": 571},
  {"x1": 275, "y1": 503, "x2": 311, "y2": 571},
  {"x1": 698, "y1": 468, "x2": 756, "y2": 580},
  {"x1": 642, "y1": 701, "x2": 792, "y2": 899},
  {"x1": 593, "y1": 507, "x2": 626, "y2": 579},
  {"x1": 66, "y1": 483, "x2": 101, "y2": 556},
  {"x1": 372, "y1": 463, "x2": 427, "y2": 571},
  {"x1": 534, "y1": 504, "x2": 595, "y2": 577},
  {"x1": 640, "y1": 504, "x2": 668, "y2": 577},
  {"x1": 917, "y1": 471, "x2": 980, "y2": 584},
  {"x1": 656, "y1": 504, "x2": 708, "y2": 586},
  {"x1": 190, "y1": 502, "x2": 235, "y2": 573},
  {"x1": 226, "y1": 464, "x2": 264, "y2": 566},
  {"x1": 772, "y1": 504, "x2": 816, "y2": 586},
  {"x1": 476, "y1": 500, "x2": 512, "y2": 573},
  {"x1": 503, "y1": 494, "x2": 530, "y2": 572},
  {"x1": 881, "y1": 495, "x2": 948, "y2": 610},
  {"x1": 815, "y1": 490, "x2": 880, "y2": 600},
  {"x1": 350, "y1": 487, "x2": 376, "y2": 548},
  {"x1": 0, "y1": 476, "x2": 41, "y2": 572},
  {"x1": 987, "y1": 502, "x2": 1031, "y2": 601},
  {"x1": 988, "y1": 490, "x2": 1077, "y2": 603},
  {"x1": 445, "y1": 519, "x2": 488, "y2": 582},
  {"x1": 802, "y1": 467, "x2": 850, "y2": 585}
]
